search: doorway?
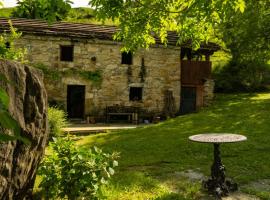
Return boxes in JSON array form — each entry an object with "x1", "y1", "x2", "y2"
[
  {"x1": 67, "y1": 85, "x2": 85, "y2": 119},
  {"x1": 180, "y1": 87, "x2": 197, "y2": 114}
]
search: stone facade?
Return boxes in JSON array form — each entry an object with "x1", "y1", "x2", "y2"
[
  {"x1": 203, "y1": 79, "x2": 215, "y2": 106},
  {"x1": 16, "y1": 35, "x2": 181, "y2": 118}
]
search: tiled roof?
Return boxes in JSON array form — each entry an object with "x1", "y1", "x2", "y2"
[{"x1": 0, "y1": 17, "x2": 219, "y2": 50}]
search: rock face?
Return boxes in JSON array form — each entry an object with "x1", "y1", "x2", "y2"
[{"x1": 0, "y1": 60, "x2": 48, "y2": 200}]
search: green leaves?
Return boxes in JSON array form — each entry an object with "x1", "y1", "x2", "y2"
[
  {"x1": 235, "y1": 0, "x2": 246, "y2": 13},
  {"x1": 12, "y1": 0, "x2": 73, "y2": 22},
  {"x1": 48, "y1": 106, "x2": 68, "y2": 138},
  {"x1": 90, "y1": 0, "x2": 247, "y2": 51},
  {"x1": 0, "y1": 20, "x2": 26, "y2": 61},
  {"x1": 221, "y1": 0, "x2": 270, "y2": 65},
  {"x1": 38, "y1": 137, "x2": 119, "y2": 199},
  {"x1": 0, "y1": 88, "x2": 9, "y2": 108}
]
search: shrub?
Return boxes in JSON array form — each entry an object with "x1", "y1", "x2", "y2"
[
  {"x1": 38, "y1": 137, "x2": 119, "y2": 200},
  {"x1": 48, "y1": 107, "x2": 68, "y2": 138},
  {"x1": 213, "y1": 60, "x2": 270, "y2": 92}
]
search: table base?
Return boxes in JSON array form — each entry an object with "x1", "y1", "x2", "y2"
[
  {"x1": 203, "y1": 144, "x2": 238, "y2": 199},
  {"x1": 203, "y1": 178, "x2": 238, "y2": 198}
]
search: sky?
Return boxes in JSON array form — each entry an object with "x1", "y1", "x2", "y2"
[{"x1": 3, "y1": 0, "x2": 90, "y2": 8}]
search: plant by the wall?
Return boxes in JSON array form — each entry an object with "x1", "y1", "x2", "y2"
[
  {"x1": 32, "y1": 63, "x2": 103, "y2": 86},
  {"x1": 48, "y1": 106, "x2": 69, "y2": 138},
  {"x1": 33, "y1": 63, "x2": 62, "y2": 81},
  {"x1": 78, "y1": 70, "x2": 102, "y2": 86},
  {"x1": 62, "y1": 68, "x2": 102, "y2": 86}
]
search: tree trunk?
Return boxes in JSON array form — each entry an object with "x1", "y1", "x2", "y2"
[{"x1": 0, "y1": 60, "x2": 48, "y2": 200}]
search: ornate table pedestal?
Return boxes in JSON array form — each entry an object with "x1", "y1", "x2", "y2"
[{"x1": 189, "y1": 134, "x2": 247, "y2": 199}]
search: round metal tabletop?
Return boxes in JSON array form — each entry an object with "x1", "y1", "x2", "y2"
[{"x1": 189, "y1": 133, "x2": 247, "y2": 144}]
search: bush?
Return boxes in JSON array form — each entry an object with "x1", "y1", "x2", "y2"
[
  {"x1": 38, "y1": 137, "x2": 119, "y2": 200},
  {"x1": 48, "y1": 107, "x2": 68, "y2": 138},
  {"x1": 213, "y1": 60, "x2": 270, "y2": 92}
]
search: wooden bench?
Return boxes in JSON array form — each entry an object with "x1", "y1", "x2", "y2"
[{"x1": 106, "y1": 106, "x2": 139, "y2": 124}]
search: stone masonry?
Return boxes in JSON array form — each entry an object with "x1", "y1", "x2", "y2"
[{"x1": 16, "y1": 35, "x2": 181, "y2": 117}]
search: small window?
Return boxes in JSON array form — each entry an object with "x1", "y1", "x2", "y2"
[
  {"x1": 5, "y1": 42, "x2": 10, "y2": 49},
  {"x1": 60, "y1": 45, "x2": 74, "y2": 62},
  {"x1": 129, "y1": 87, "x2": 143, "y2": 101},
  {"x1": 122, "y1": 52, "x2": 132, "y2": 65}
]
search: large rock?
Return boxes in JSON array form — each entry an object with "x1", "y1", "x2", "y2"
[{"x1": 0, "y1": 60, "x2": 48, "y2": 200}]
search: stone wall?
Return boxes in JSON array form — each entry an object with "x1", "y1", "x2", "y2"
[
  {"x1": 203, "y1": 79, "x2": 215, "y2": 106},
  {"x1": 16, "y1": 35, "x2": 181, "y2": 117}
]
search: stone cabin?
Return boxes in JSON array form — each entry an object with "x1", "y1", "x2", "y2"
[{"x1": 0, "y1": 18, "x2": 218, "y2": 123}]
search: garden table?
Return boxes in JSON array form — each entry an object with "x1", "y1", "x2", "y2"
[{"x1": 189, "y1": 133, "x2": 247, "y2": 199}]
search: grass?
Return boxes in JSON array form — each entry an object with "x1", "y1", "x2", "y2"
[{"x1": 75, "y1": 93, "x2": 270, "y2": 199}]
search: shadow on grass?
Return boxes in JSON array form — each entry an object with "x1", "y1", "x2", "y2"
[
  {"x1": 77, "y1": 93, "x2": 270, "y2": 198},
  {"x1": 154, "y1": 193, "x2": 187, "y2": 200}
]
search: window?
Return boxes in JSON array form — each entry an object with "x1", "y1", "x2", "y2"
[
  {"x1": 60, "y1": 45, "x2": 74, "y2": 62},
  {"x1": 5, "y1": 42, "x2": 10, "y2": 49},
  {"x1": 121, "y1": 52, "x2": 132, "y2": 65},
  {"x1": 129, "y1": 87, "x2": 143, "y2": 101}
]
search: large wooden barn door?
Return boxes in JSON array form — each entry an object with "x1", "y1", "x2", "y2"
[
  {"x1": 67, "y1": 85, "x2": 85, "y2": 119},
  {"x1": 180, "y1": 87, "x2": 197, "y2": 114}
]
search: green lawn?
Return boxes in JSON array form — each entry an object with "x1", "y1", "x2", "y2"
[{"x1": 76, "y1": 93, "x2": 270, "y2": 199}]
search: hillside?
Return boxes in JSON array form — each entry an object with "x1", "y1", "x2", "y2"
[{"x1": 0, "y1": 7, "x2": 116, "y2": 25}]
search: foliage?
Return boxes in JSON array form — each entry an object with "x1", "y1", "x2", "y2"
[
  {"x1": 38, "y1": 137, "x2": 119, "y2": 200},
  {"x1": 213, "y1": 61, "x2": 270, "y2": 92},
  {"x1": 77, "y1": 70, "x2": 102, "y2": 86},
  {"x1": 90, "y1": 0, "x2": 246, "y2": 51},
  {"x1": 0, "y1": 20, "x2": 28, "y2": 143},
  {"x1": 33, "y1": 63, "x2": 62, "y2": 81},
  {"x1": 0, "y1": 7, "x2": 15, "y2": 17},
  {"x1": 78, "y1": 93, "x2": 270, "y2": 198},
  {"x1": 48, "y1": 107, "x2": 68, "y2": 138},
  {"x1": 221, "y1": 0, "x2": 270, "y2": 65},
  {"x1": 12, "y1": 0, "x2": 73, "y2": 22},
  {"x1": 0, "y1": 20, "x2": 26, "y2": 61},
  {"x1": 65, "y1": 7, "x2": 95, "y2": 22},
  {"x1": 33, "y1": 62, "x2": 102, "y2": 86},
  {"x1": 213, "y1": 0, "x2": 270, "y2": 92}
]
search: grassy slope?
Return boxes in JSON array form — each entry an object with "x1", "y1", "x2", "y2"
[{"x1": 77, "y1": 93, "x2": 270, "y2": 199}]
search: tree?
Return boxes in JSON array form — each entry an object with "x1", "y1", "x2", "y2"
[
  {"x1": 213, "y1": 0, "x2": 270, "y2": 92},
  {"x1": 222, "y1": 0, "x2": 270, "y2": 64},
  {"x1": 90, "y1": 0, "x2": 246, "y2": 51},
  {"x1": 12, "y1": 0, "x2": 73, "y2": 22}
]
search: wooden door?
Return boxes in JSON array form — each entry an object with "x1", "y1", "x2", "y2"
[
  {"x1": 67, "y1": 85, "x2": 85, "y2": 119},
  {"x1": 180, "y1": 87, "x2": 197, "y2": 114}
]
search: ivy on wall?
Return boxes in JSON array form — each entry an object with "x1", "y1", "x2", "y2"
[{"x1": 33, "y1": 63, "x2": 102, "y2": 87}]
